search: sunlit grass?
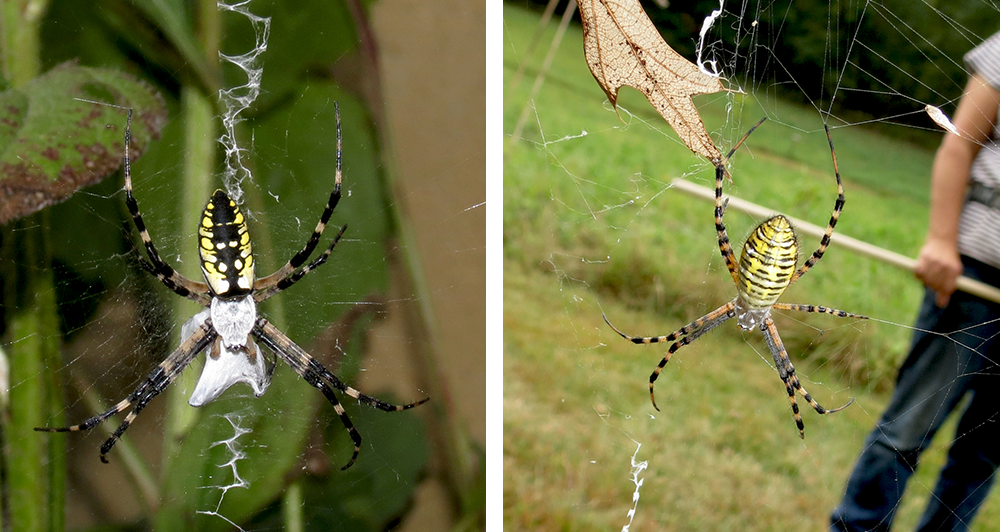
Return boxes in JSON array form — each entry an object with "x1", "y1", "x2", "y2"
[{"x1": 503, "y1": 2, "x2": 1000, "y2": 530}]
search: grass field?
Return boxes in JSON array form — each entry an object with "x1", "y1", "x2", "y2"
[{"x1": 503, "y1": 2, "x2": 1000, "y2": 530}]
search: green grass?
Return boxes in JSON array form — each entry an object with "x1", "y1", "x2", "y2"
[{"x1": 503, "y1": 2, "x2": 1000, "y2": 530}]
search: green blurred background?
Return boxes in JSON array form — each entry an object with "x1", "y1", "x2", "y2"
[{"x1": 0, "y1": 1, "x2": 484, "y2": 531}]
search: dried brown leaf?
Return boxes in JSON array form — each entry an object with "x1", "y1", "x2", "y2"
[{"x1": 579, "y1": 0, "x2": 725, "y2": 161}]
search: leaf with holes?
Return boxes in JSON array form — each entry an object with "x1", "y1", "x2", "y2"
[
  {"x1": 0, "y1": 62, "x2": 166, "y2": 224},
  {"x1": 579, "y1": 0, "x2": 725, "y2": 161}
]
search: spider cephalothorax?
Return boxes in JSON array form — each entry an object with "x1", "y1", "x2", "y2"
[
  {"x1": 37, "y1": 104, "x2": 428, "y2": 469},
  {"x1": 605, "y1": 118, "x2": 867, "y2": 437}
]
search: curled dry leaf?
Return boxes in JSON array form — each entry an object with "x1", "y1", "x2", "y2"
[{"x1": 579, "y1": 0, "x2": 725, "y2": 162}]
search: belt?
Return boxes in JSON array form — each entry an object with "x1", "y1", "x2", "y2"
[{"x1": 967, "y1": 181, "x2": 1000, "y2": 210}]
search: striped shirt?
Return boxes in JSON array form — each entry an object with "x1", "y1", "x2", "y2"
[{"x1": 957, "y1": 31, "x2": 1000, "y2": 269}]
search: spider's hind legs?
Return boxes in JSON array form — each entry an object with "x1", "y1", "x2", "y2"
[{"x1": 818, "y1": 396, "x2": 855, "y2": 415}]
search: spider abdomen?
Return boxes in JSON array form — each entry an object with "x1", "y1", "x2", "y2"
[
  {"x1": 199, "y1": 190, "x2": 255, "y2": 297},
  {"x1": 737, "y1": 215, "x2": 798, "y2": 310}
]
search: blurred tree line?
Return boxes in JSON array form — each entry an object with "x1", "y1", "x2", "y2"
[{"x1": 524, "y1": 0, "x2": 999, "y2": 122}]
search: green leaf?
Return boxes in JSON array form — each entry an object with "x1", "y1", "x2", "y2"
[
  {"x1": 242, "y1": 403, "x2": 429, "y2": 531},
  {"x1": 0, "y1": 62, "x2": 166, "y2": 224},
  {"x1": 130, "y1": 0, "x2": 217, "y2": 92},
  {"x1": 300, "y1": 406, "x2": 428, "y2": 532},
  {"x1": 221, "y1": 0, "x2": 359, "y2": 113}
]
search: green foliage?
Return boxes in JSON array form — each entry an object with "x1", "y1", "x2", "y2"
[
  {"x1": 1, "y1": 1, "x2": 430, "y2": 531},
  {"x1": 0, "y1": 14, "x2": 167, "y2": 532}
]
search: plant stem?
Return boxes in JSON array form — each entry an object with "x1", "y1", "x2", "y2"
[
  {"x1": 1, "y1": 2, "x2": 59, "y2": 531},
  {"x1": 282, "y1": 480, "x2": 304, "y2": 532},
  {"x1": 3, "y1": 214, "x2": 61, "y2": 532},
  {"x1": 0, "y1": 0, "x2": 47, "y2": 86},
  {"x1": 160, "y1": 85, "x2": 216, "y2": 473},
  {"x1": 347, "y1": 1, "x2": 483, "y2": 522}
]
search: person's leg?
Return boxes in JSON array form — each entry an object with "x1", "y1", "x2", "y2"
[
  {"x1": 915, "y1": 386, "x2": 1000, "y2": 532},
  {"x1": 831, "y1": 286, "x2": 984, "y2": 531},
  {"x1": 914, "y1": 272, "x2": 1000, "y2": 532}
]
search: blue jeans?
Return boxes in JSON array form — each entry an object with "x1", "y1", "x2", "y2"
[{"x1": 831, "y1": 257, "x2": 1000, "y2": 532}]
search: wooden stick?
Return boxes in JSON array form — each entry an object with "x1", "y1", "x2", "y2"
[{"x1": 670, "y1": 177, "x2": 1000, "y2": 305}]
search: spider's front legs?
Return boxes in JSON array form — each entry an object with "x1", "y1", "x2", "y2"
[
  {"x1": 36, "y1": 321, "x2": 215, "y2": 463},
  {"x1": 255, "y1": 101, "x2": 344, "y2": 296},
  {"x1": 788, "y1": 124, "x2": 846, "y2": 285},
  {"x1": 761, "y1": 316, "x2": 854, "y2": 437},
  {"x1": 121, "y1": 109, "x2": 211, "y2": 305},
  {"x1": 714, "y1": 163, "x2": 740, "y2": 285},
  {"x1": 714, "y1": 117, "x2": 769, "y2": 285},
  {"x1": 254, "y1": 223, "x2": 347, "y2": 303}
]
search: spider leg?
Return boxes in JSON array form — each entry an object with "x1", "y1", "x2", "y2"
[
  {"x1": 253, "y1": 224, "x2": 347, "y2": 302},
  {"x1": 255, "y1": 102, "x2": 343, "y2": 295},
  {"x1": 714, "y1": 164, "x2": 740, "y2": 285},
  {"x1": 603, "y1": 303, "x2": 730, "y2": 345},
  {"x1": 36, "y1": 320, "x2": 215, "y2": 463},
  {"x1": 604, "y1": 302, "x2": 736, "y2": 410},
  {"x1": 122, "y1": 220, "x2": 211, "y2": 305},
  {"x1": 772, "y1": 302, "x2": 868, "y2": 320},
  {"x1": 715, "y1": 117, "x2": 768, "y2": 285},
  {"x1": 253, "y1": 318, "x2": 428, "y2": 470},
  {"x1": 761, "y1": 316, "x2": 854, "y2": 438},
  {"x1": 121, "y1": 109, "x2": 211, "y2": 305},
  {"x1": 788, "y1": 124, "x2": 844, "y2": 285},
  {"x1": 648, "y1": 303, "x2": 735, "y2": 410}
]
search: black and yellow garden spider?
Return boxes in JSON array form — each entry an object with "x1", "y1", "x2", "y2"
[
  {"x1": 603, "y1": 118, "x2": 867, "y2": 437},
  {"x1": 37, "y1": 103, "x2": 428, "y2": 469}
]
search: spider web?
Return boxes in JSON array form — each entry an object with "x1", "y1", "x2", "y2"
[
  {"x1": 194, "y1": 2, "x2": 270, "y2": 526},
  {"x1": 196, "y1": 410, "x2": 254, "y2": 530},
  {"x1": 15, "y1": 0, "x2": 468, "y2": 529},
  {"x1": 503, "y1": 1, "x2": 1000, "y2": 530}
]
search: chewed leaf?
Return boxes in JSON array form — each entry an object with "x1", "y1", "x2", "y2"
[
  {"x1": 579, "y1": 0, "x2": 725, "y2": 161},
  {"x1": 0, "y1": 63, "x2": 166, "y2": 224}
]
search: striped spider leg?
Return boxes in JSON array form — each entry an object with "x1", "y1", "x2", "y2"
[
  {"x1": 35, "y1": 322, "x2": 217, "y2": 463},
  {"x1": 605, "y1": 119, "x2": 868, "y2": 437},
  {"x1": 37, "y1": 103, "x2": 428, "y2": 468},
  {"x1": 254, "y1": 320, "x2": 428, "y2": 470}
]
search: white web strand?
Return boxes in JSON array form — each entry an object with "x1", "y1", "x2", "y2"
[
  {"x1": 196, "y1": 412, "x2": 253, "y2": 531},
  {"x1": 621, "y1": 442, "x2": 647, "y2": 532},
  {"x1": 696, "y1": 0, "x2": 724, "y2": 78},
  {"x1": 217, "y1": 0, "x2": 271, "y2": 204}
]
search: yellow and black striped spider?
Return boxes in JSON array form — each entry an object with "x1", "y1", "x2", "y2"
[
  {"x1": 37, "y1": 104, "x2": 428, "y2": 469},
  {"x1": 604, "y1": 118, "x2": 867, "y2": 437}
]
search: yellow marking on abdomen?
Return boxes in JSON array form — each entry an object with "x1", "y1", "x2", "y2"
[
  {"x1": 199, "y1": 190, "x2": 255, "y2": 297},
  {"x1": 737, "y1": 215, "x2": 798, "y2": 309}
]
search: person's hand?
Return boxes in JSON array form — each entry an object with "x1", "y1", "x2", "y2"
[{"x1": 914, "y1": 237, "x2": 963, "y2": 307}]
